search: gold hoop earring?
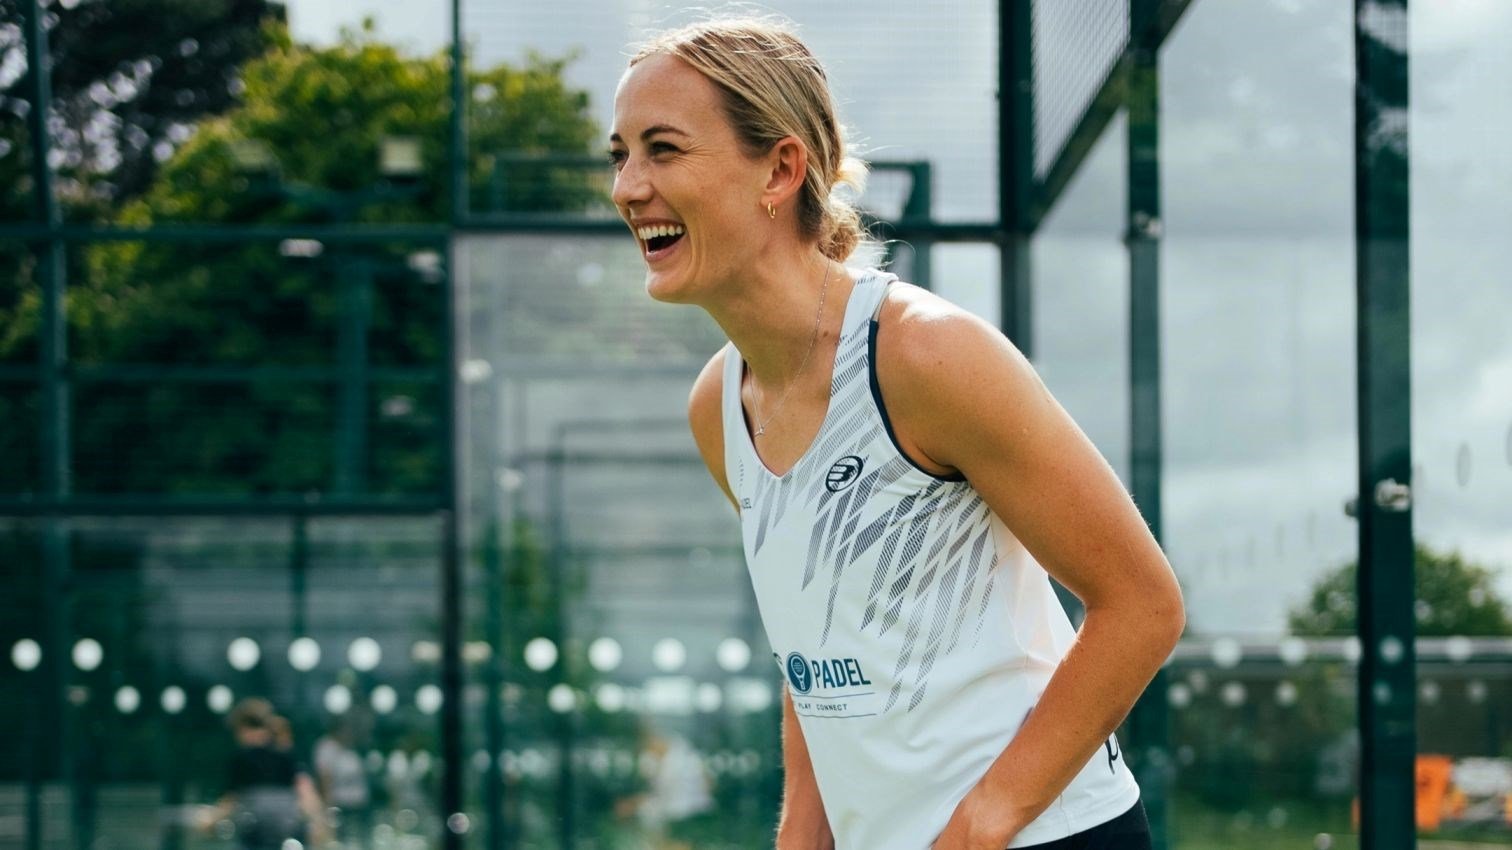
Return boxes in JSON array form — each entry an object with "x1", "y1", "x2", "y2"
[{"x1": 767, "y1": 202, "x2": 776, "y2": 220}]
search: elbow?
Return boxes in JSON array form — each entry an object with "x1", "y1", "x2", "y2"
[
  {"x1": 1157, "y1": 584, "x2": 1187, "y2": 651},
  {"x1": 1111, "y1": 582, "x2": 1186, "y2": 654}
]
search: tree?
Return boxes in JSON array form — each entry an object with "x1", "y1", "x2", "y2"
[
  {"x1": 0, "y1": 0, "x2": 283, "y2": 218},
  {"x1": 0, "y1": 26, "x2": 601, "y2": 496},
  {"x1": 1288, "y1": 544, "x2": 1512, "y2": 636}
]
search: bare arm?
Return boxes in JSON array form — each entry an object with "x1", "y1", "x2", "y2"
[
  {"x1": 775, "y1": 686, "x2": 835, "y2": 849},
  {"x1": 195, "y1": 795, "x2": 237, "y2": 834},
  {"x1": 688, "y1": 348, "x2": 834, "y2": 850},
  {"x1": 295, "y1": 772, "x2": 329, "y2": 844},
  {"x1": 873, "y1": 289, "x2": 1185, "y2": 847}
]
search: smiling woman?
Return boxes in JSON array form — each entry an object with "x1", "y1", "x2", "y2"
[{"x1": 611, "y1": 16, "x2": 1181, "y2": 850}]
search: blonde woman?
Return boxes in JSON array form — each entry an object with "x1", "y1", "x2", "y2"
[{"x1": 609, "y1": 18, "x2": 1183, "y2": 850}]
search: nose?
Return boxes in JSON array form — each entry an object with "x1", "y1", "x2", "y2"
[{"x1": 611, "y1": 154, "x2": 652, "y2": 212}]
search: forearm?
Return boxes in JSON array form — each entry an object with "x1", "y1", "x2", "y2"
[
  {"x1": 196, "y1": 796, "x2": 236, "y2": 833},
  {"x1": 776, "y1": 686, "x2": 834, "y2": 850},
  {"x1": 971, "y1": 600, "x2": 1182, "y2": 838},
  {"x1": 295, "y1": 774, "x2": 329, "y2": 838}
]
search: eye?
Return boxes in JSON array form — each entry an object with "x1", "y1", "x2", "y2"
[
  {"x1": 607, "y1": 149, "x2": 627, "y2": 169},
  {"x1": 649, "y1": 141, "x2": 680, "y2": 156}
]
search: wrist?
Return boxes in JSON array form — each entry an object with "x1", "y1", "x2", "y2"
[
  {"x1": 775, "y1": 816, "x2": 834, "y2": 850},
  {"x1": 959, "y1": 779, "x2": 1030, "y2": 846}
]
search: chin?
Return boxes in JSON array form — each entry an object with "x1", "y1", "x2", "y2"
[{"x1": 643, "y1": 269, "x2": 699, "y2": 305}]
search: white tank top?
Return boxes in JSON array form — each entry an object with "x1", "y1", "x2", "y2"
[{"x1": 721, "y1": 269, "x2": 1140, "y2": 849}]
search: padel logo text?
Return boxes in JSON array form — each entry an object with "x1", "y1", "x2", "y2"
[{"x1": 784, "y1": 651, "x2": 871, "y2": 694}]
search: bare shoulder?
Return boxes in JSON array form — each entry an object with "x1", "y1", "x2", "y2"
[
  {"x1": 688, "y1": 345, "x2": 736, "y2": 506},
  {"x1": 873, "y1": 283, "x2": 1037, "y2": 475},
  {"x1": 875, "y1": 282, "x2": 1023, "y2": 373}
]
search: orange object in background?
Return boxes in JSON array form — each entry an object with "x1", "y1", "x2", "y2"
[
  {"x1": 1416, "y1": 754, "x2": 1454, "y2": 831},
  {"x1": 1353, "y1": 755, "x2": 1512, "y2": 831}
]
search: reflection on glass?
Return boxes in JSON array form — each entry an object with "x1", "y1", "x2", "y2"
[
  {"x1": 11, "y1": 638, "x2": 41, "y2": 671},
  {"x1": 716, "y1": 637, "x2": 751, "y2": 672},
  {"x1": 415, "y1": 684, "x2": 443, "y2": 715},
  {"x1": 347, "y1": 637, "x2": 382, "y2": 672},
  {"x1": 589, "y1": 636, "x2": 624, "y2": 672},
  {"x1": 113, "y1": 685, "x2": 140, "y2": 714},
  {"x1": 651, "y1": 638, "x2": 687, "y2": 673},
  {"x1": 227, "y1": 636, "x2": 261, "y2": 671},
  {"x1": 524, "y1": 636, "x2": 558, "y2": 671},
  {"x1": 207, "y1": 684, "x2": 234, "y2": 713},
  {"x1": 72, "y1": 637, "x2": 103, "y2": 671},
  {"x1": 288, "y1": 636, "x2": 321, "y2": 671},
  {"x1": 370, "y1": 684, "x2": 398, "y2": 715},
  {"x1": 160, "y1": 685, "x2": 187, "y2": 714}
]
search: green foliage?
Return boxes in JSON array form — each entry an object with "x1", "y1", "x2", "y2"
[
  {"x1": 1288, "y1": 544, "x2": 1512, "y2": 637},
  {"x1": 115, "y1": 32, "x2": 600, "y2": 225},
  {"x1": 0, "y1": 25, "x2": 600, "y2": 496},
  {"x1": 0, "y1": 0, "x2": 283, "y2": 215},
  {"x1": 1173, "y1": 545, "x2": 1510, "y2": 812}
]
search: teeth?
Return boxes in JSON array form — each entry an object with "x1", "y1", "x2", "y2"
[{"x1": 636, "y1": 224, "x2": 686, "y2": 242}]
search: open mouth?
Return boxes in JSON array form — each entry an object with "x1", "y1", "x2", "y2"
[
  {"x1": 646, "y1": 232, "x2": 684, "y2": 252},
  {"x1": 636, "y1": 223, "x2": 686, "y2": 258}
]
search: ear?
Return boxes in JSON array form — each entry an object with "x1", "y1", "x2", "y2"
[{"x1": 761, "y1": 135, "x2": 809, "y2": 210}]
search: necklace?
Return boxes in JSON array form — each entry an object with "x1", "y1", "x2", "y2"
[{"x1": 752, "y1": 260, "x2": 834, "y2": 438}]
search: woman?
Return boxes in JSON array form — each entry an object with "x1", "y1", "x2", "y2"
[
  {"x1": 197, "y1": 698, "x2": 328, "y2": 850},
  {"x1": 609, "y1": 18, "x2": 1184, "y2": 850}
]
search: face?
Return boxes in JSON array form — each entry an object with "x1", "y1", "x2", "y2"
[{"x1": 610, "y1": 53, "x2": 772, "y2": 303}]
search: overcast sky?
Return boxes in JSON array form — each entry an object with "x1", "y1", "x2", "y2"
[{"x1": 286, "y1": 0, "x2": 1512, "y2": 636}]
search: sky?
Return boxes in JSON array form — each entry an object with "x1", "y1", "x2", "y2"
[{"x1": 284, "y1": 0, "x2": 1512, "y2": 636}]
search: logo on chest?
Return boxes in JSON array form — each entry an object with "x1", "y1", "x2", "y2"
[
  {"x1": 825, "y1": 455, "x2": 865, "y2": 492},
  {"x1": 784, "y1": 651, "x2": 872, "y2": 694}
]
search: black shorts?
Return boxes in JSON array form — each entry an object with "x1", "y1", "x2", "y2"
[{"x1": 1013, "y1": 800, "x2": 1151, "y2": 850}]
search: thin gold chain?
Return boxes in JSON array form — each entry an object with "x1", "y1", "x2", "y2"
[{"x1": 752, "y1": 260, "x2": 834, "y2": 438}]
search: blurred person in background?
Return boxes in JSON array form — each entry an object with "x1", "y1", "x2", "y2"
[
  {"x1": 314, "y1": 716, "x2": 373, "y2": 846},
  {"x1": 197, "y1": 697, "x2": 329, "y2": 849},
  {"x1": 614, "y1": 720, "x2": 715, "y2": 849},
  {"x1": 611, "y1": 16, "x2": 1184, "y2": 850},
  {"x1": 270, "y1": 713, "x2": 295, "y2": 753}
]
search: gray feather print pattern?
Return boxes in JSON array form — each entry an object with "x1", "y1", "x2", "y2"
[
  {"x1": 945, "y1": 527, "x2": 994, "y2": 654},
  {"x1": 879, "y1": 489, "x2": 994, "y2": 714},
  {"x1": 818, "y1": 459, "x2": 910, "y2": 645},
  {"x1": 746, "y1": 278, "x2": 1005, "y2": 717}
]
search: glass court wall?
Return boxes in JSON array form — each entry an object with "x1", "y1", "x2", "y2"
[
  {"x1": 1410, "y1": 3, "x2": 1512, "y2": 843},
  {"x1": 4, "y1": 1, "x2": 1512, "y2": 849},
  {"x1": 1159, "y1": 1, "x2": 1362, "y2": 844}
]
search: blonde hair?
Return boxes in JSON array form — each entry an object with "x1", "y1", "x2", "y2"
[{"x1": 630, "y1": 17, "x2": 869, "y2": 262}]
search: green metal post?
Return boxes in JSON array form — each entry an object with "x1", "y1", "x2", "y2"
[
  {"x1": 1126, "y1": 2, "x2": 1169, "y2": 848},
  {"x1": 21, "y1": 3, "x2": 72, "y2": 849},
  {"x1": 442, "y1": 3, "x2": 468, "y2": 848},
  {"x1": 483, "y1": 517, "x2": 505, "y2": 850},
  {"x1": 440, "y1": 260, "x2": 465, "y2": 850},
  {"x1": 157, "y1": 618, "x2": 184, "y2": 850},
  {"x1": 1354, "y1": 3, "x2": 1415, "y2": 848},
  {"x1": 451, "y1": 0, "x2": 469, "y2": 225},
  {"x1": 291, "y1": 512, "x2": 309, "y2": 719},
  {"x1": 335, "y1": 259, "x2": 373, "y2": 494},
  {"x1": 901, "y1": 162, "x2": 933, "y2": 290},
  {"x1": 546, "y1": 440, "x2": 576, "y2": 850},
  {"x1": 999, "y1": 0, "x2": 1035, "y2": 355}
]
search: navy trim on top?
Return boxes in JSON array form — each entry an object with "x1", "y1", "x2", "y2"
[{"x1": 866, "y1": 318, "x2": 968, "y2": 483}]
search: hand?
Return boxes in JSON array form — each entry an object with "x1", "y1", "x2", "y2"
[
  {"x1": 193, "y1": 804, "x2": 225, "y2": 836},
  {"x1": 931, "y1": 786, "x2": 1020, "y2": 850}
]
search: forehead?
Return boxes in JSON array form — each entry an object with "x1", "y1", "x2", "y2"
[{"x1": 612, "y1": 52, "x2": 726, "y2": 133}]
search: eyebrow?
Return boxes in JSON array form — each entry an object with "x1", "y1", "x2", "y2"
[{"x1": 609, "y1": 124, "x2": 691, "y2": 144}]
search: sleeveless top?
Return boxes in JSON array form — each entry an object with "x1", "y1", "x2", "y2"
[{"x1": 720, "y1": 269, "x2": 1140, "y2": 849}]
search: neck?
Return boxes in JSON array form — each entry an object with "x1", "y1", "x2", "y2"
[{"x1": 700, "y1": 245, "x2": 853, "y2": 387}]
